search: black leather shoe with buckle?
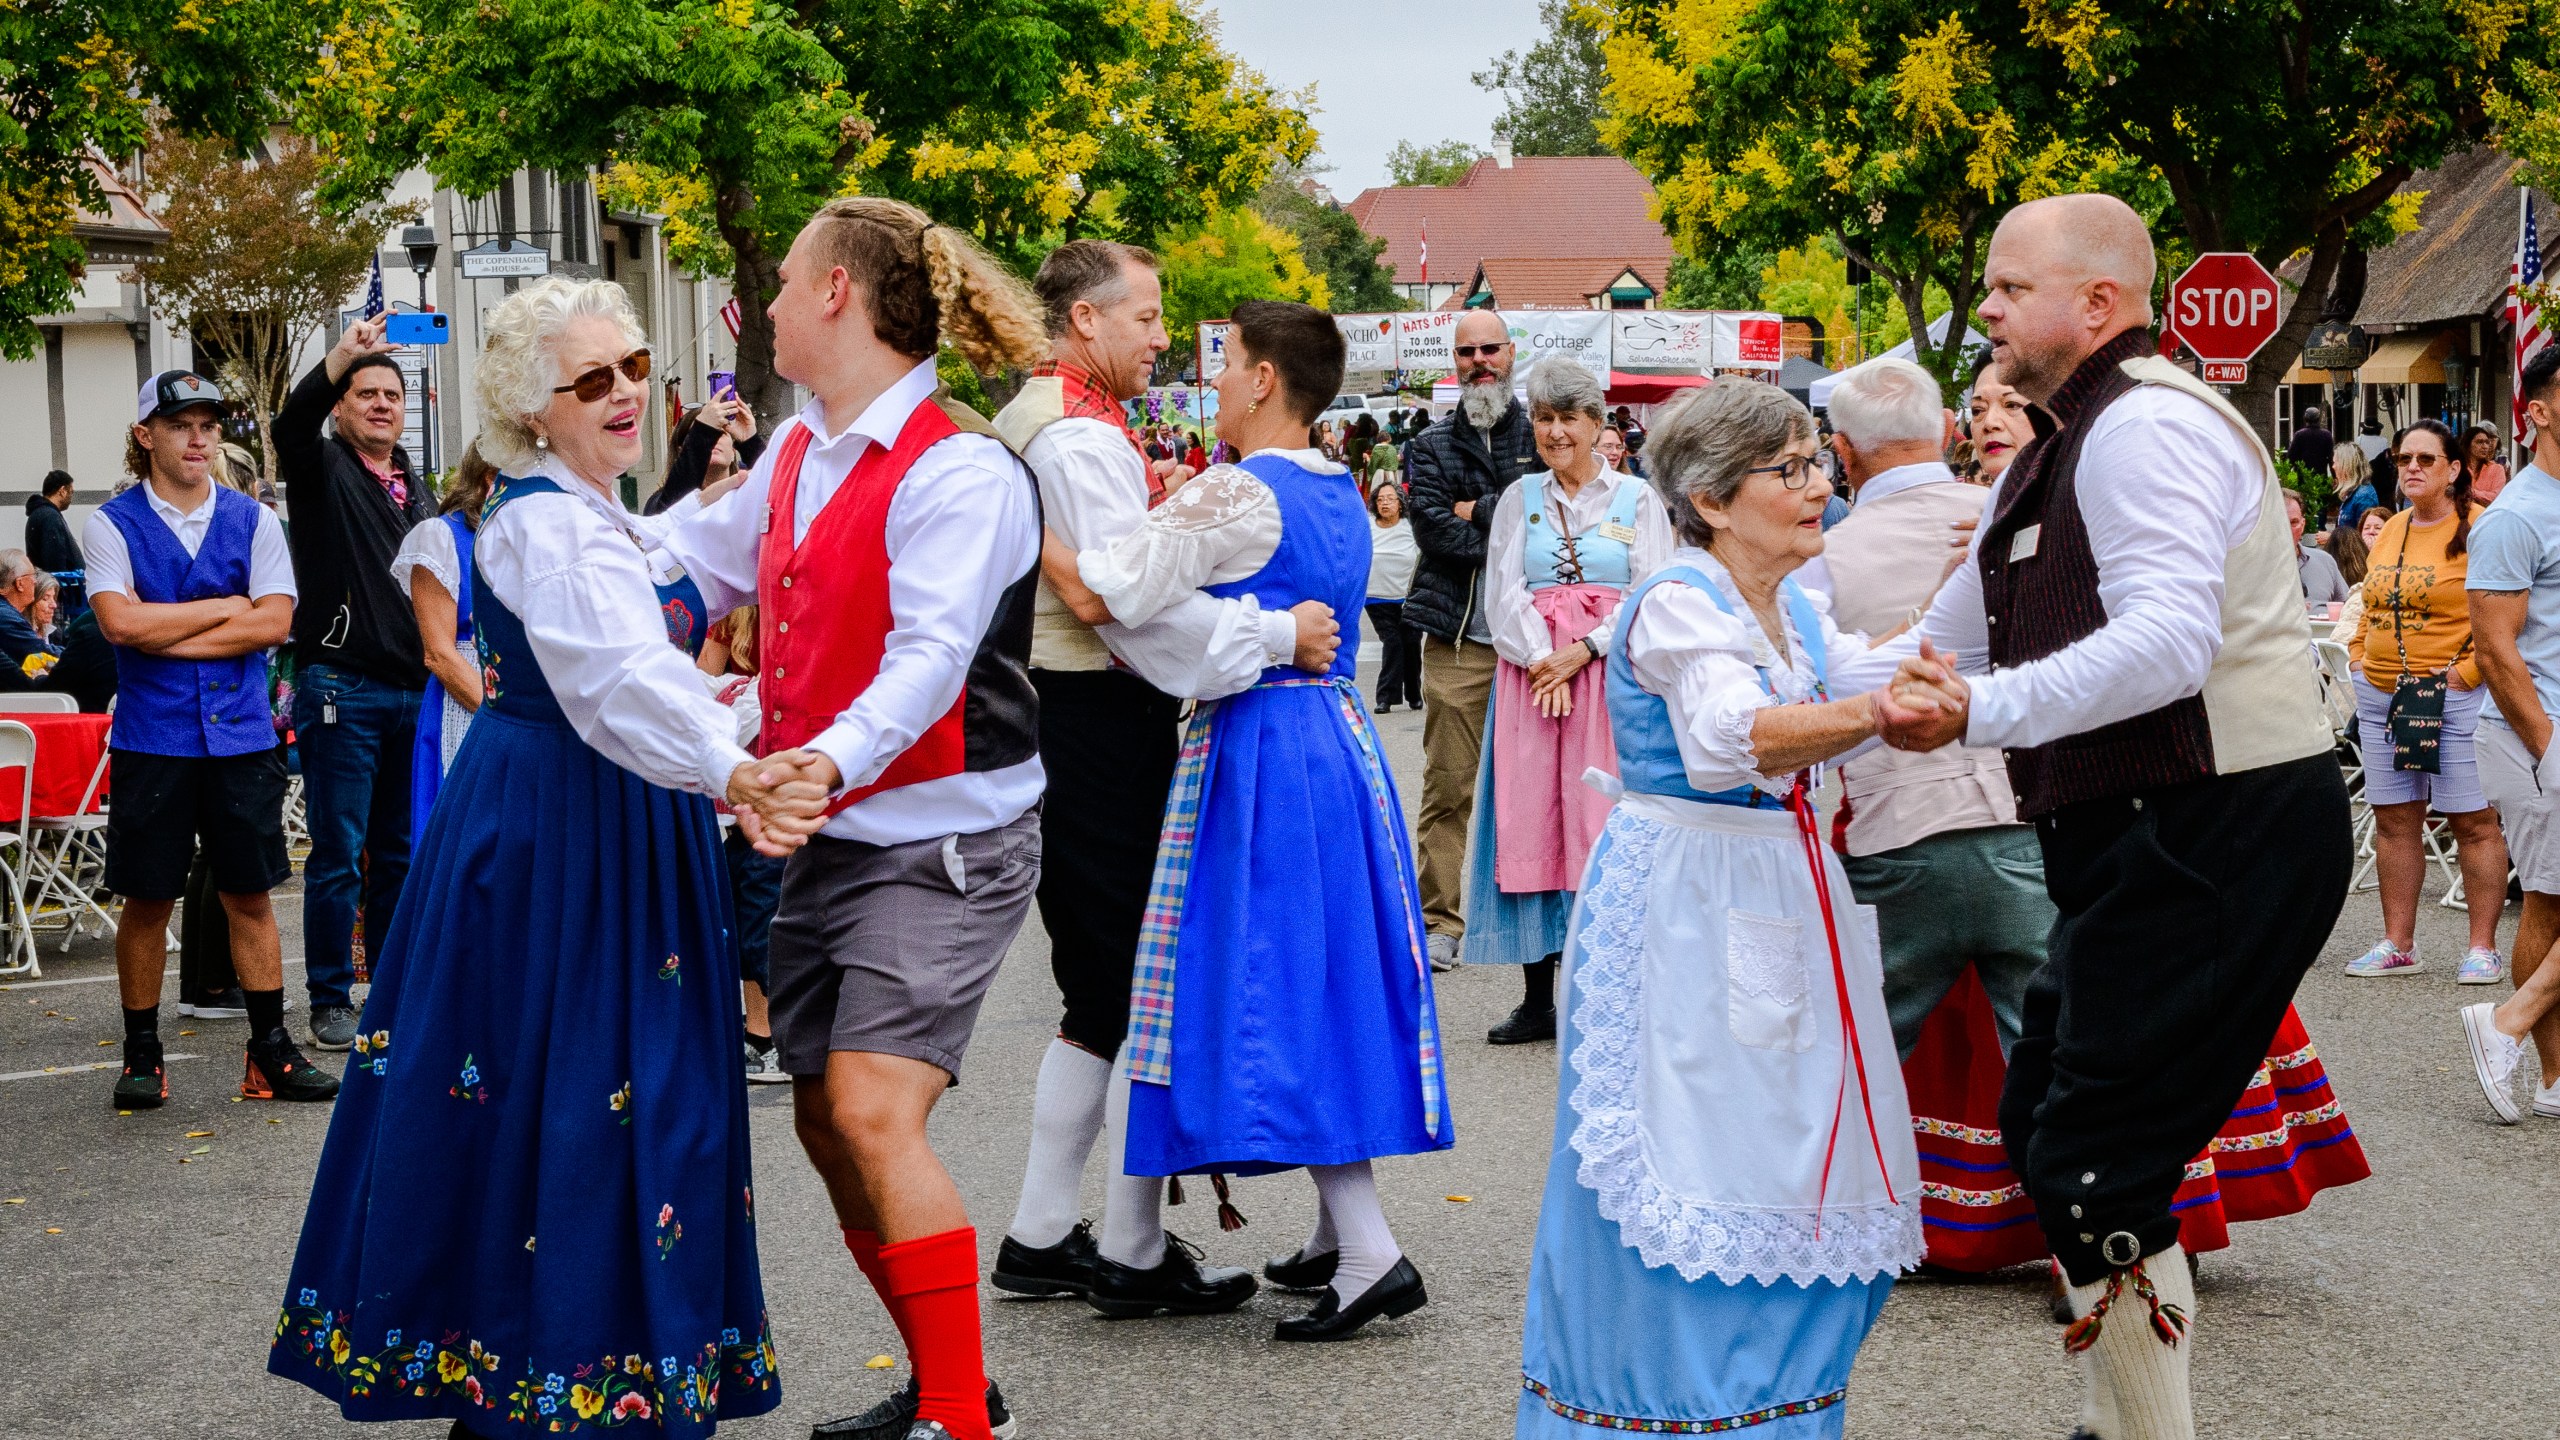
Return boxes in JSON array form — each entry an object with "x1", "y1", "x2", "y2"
[
  {"x1": 992, "y1": 1219, "x2": 1098, "y2": 1298},
  {"x1": 1085, "y1": 1232, "x2": 1258, "y2": 1319},
  {"x1": 1274, "y1": 1256, "x2": 1428, "y2": 1341}
]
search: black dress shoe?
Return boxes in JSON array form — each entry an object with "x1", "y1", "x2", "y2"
[
  {"x1": 1085, "y1": 1233, "x2": 1258, "y2": 1319},
  {"x1": 991, "y1": 1219, "x2": 1098, "y2": 1298},
  {"x1": 1263, "y1": 1245, "x2": 1339, "y2": 1292},
  {"x1": 1274, "y1": 1256, "x2": 1427, "y2": 1341},
  {"x1": 808, "y1": 1379, "x2": 1015, "y2": 1440},
  {"x1": 1487, "y1": 1004, "x2": 1557, "y2": 1045}
]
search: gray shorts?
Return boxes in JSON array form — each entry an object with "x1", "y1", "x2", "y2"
[
  {"x1": 2479, "y1": 720, "x2": 2560, "y2": 893},
  {"x1": 766, "y1": 809, "x2": 1042, "y2": 1081}
]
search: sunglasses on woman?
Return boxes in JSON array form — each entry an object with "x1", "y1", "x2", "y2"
[{"x1": 553, "y1": 349, "x2": 652, "y2": 402}]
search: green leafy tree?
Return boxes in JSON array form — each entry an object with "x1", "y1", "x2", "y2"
[
  {"x1": 135, "y1": 128, "x2": 418, "y2": 487},
  {"x1": 2039, "y1": 0, "x2": 2548, "y2": 439},
  {"x1": 305, "y1": 0, "x2": 1313, "y2": 421},
  {"x1": 0, "y1": 0, "x2": 321, "y2": 356},
  {"x1": 1665, "y1": 249, "x2": 1770, "y2": 311},
  {"x1": 1157, "y1": 207, "x2": 1328, "y2": 378},
  {"x1": 1597, "y1": 0, "x2": 2117, "y2": 388},
  {"x1": 1385, "y1": 139, "x2": 1484, "y2": 188},
  {"x1": 1474, "y1": 0, "x2": 1609, "y2": 157},
  {"x1": 1253, "y1": 167, "x2": 1406, "y2": 314}
]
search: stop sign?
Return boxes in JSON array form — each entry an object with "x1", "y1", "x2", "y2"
[{"x1": 2167, "y1": 253, "x2": 2283, "y2": 362}]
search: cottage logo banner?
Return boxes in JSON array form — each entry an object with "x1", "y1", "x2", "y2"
[{"x1": 1507, "y1": 311, "x2": 1613, "y2": 386}]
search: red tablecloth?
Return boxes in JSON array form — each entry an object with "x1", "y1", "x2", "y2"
[{"x1": 0, "y1": 713, "x2": 110, "y2": 823}]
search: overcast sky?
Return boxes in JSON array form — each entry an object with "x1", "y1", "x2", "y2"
[{"x1": 1196, "y1": 0, "x2": 1550, "y2": 198}]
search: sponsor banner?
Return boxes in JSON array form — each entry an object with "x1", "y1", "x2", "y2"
[
  {"x1": 1394, "y1": 310, "x2": 1460, "y2": 370},
  {"x1": 1612, "y1": 311, "x2": 1714, "y2": 372},
  {"x1": 1710, "y1": 311, "x2": 1785, "y2": 370},
  {"x1": 1507, "y1": 309, "x2": 1612, "y2": 386},
  {"x1": 1197, "y1": 320, "x2": 1234, "y2": 380},
  {"x1": 1337, "y1": 313, "x2": 1397, "y2": 372}
]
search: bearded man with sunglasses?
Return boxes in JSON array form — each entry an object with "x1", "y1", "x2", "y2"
[
  {"x1": 1404, "y1": 308, "x2": 1538, "y2": 978},
  {"x1": 274, "y1": 317, "x2": 434, "y2": 1054}
]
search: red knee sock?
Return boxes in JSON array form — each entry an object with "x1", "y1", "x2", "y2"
[
  {"x1": 876, "y1": 1226, "x2": 989, "y2": 1440},
  {"x1": 840, "y1": 1227, "x2": 917, "y2": 1354}
]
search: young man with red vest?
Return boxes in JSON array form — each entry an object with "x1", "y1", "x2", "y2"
[
  {"x1": 94, "y1": 371, "x2": 337, "y2": 1109},
  {"x1": 986, "y1": 240, "x2": 1338, "y2": 1321},
  {"x1": 659, "y1": 198, "x2": 1048, "y2": 1440},
  {"x1": 1879, "y1": 195, "x2": 2350, "y2": 1440}
]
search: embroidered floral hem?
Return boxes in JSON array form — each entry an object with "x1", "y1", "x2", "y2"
[
  {"x1": 270, "y1": 1297, "x2": 780, "y2": 1433},
  {"x1": 1523, "y1": 1375, "x2": 1847, "y2": 1433}
]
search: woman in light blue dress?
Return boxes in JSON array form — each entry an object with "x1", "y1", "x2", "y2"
[{"x1": 1519, "y1": 382, "x2": 1923, "y2": 1437}]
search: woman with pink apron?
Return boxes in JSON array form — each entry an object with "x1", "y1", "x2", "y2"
[{"x1": 1465, "y1": 361, "x2": 1674, "y2": 1044}]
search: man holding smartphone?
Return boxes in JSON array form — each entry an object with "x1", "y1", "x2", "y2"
[{"x1": 272, "y1": 318, "x2": 433, "y2": 1053}]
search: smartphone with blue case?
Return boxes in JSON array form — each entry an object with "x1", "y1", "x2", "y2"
[{"x1": 386, "y1": 312, "x2": 450, "y2": 345}]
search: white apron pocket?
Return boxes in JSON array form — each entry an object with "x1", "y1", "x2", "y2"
[{"x1": 1725, "y1": 907, "x2": 1813, "y2": 1052}]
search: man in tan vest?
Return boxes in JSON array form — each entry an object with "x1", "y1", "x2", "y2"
[{"x1": 1799, "y1": 356, "x2": 2052, "y2": 1058}]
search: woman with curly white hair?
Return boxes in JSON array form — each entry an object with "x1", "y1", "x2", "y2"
[
  {"x1": 1514, "y1": 379, "x2": 1924, "y2": 1439},
  {"x1": 272, "y1": 276, "x2": 825, "y2": 1439}
]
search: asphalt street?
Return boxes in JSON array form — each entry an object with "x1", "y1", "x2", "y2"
[{"x1": 6, "y1": 692, "x2": 2560, "y2": 1439}]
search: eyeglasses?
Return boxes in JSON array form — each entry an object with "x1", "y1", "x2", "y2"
[
  {"x1": 1743, "y1": 454, "x2": 1823, "y2": 491},
  {"x1": 1453, "y1": 342, "x2": 1511, "y2": 359},
  {"x1": 553, "y1": 348, "x2": 652, "y2": 402}
]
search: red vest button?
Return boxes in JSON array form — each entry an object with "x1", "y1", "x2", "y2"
[
  {"x1": 781, "y1": 576, "x2": 793, "y2": 588},
  {"x1": 777, "y1": 621, "x2": 788, "y2": 634}
]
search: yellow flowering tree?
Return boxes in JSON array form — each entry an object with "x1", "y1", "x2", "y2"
[
  {"x1": 302, "y1": 0, "x2": 1315, "y2": 419},
  {"x1": 1596, "y1": 0, "x2": 2113, "y2": 387},
  {"x1": 1157, "y1": 206, "x2": 1329, "y2": 377}
]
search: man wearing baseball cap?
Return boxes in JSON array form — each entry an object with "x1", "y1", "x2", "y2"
[{"x1": 94, "y1": 370, "x2": 335, "y2": 1107}]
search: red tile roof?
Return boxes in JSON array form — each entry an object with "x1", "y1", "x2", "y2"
[
  {"x1": 1442, "y1": 255, "x2": 1669, "y2": 310},
  {"x1": 1346, "y1": 155, "x2": 1674, "y2": 293}
]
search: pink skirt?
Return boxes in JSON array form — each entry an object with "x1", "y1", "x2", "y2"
[{"x1": 1493, "y1": 583, "x2": 1621, "y2": 894}]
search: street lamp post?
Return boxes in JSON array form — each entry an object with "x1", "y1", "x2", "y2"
[{"x1": 403, "y1": 224, "x2": 441, "y2": 476}]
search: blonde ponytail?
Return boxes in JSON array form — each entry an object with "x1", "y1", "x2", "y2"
[{"x1": 807, "y1": 196, "x2": 1044, "y2": 375}]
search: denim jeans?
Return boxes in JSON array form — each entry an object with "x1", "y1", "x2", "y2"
[{"x1": 294, "y1": 663, "x2": 421, "y2": 1008}]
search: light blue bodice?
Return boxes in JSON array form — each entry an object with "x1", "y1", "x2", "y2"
[
  {"x1": 1604, "y1": 564, "x2": 1827, "y2": 809},
  {"x1": 1522, "y1": 474, "x2": 1646, "y2": 592}
]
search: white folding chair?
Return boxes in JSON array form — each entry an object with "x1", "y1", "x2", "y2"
[
  {"x1": 0, "y1": 694, "x2": 78, "y2": 713},
  {"x1": 28, "y1": 723, "x2": 115, "y2": 951},
  {"x1": 0, "y1": 722, "x2": 45, "y2": 977}
]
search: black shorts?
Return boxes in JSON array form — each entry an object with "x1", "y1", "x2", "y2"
[{"x1": 105, "y1": 746, "x2": 292, "y2": 901}]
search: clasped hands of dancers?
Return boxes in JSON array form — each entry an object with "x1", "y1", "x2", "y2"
[{"x1": 261, "y1": 189, "x2": 2350, "y2": 1440}]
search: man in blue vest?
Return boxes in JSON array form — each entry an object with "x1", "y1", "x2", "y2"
[{"x1": 92, "y1": 371, "x2": 337, "y2": 1108}]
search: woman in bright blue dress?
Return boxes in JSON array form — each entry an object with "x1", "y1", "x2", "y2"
[
  {"x1": 1059, "y1": 300, "x2": 1452, "y2": 1342},
  {"x1": 271, "y1": 278, "x2": 787, "y2": 1439},
  {"x1": 1518, "y1": 382, "x2": 1922, "y2": 1436}
]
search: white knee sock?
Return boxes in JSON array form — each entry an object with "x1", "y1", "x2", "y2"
[
  {"x1": 1309, "y1": 1161, "x2": 1401, "y2": 1301},
  {"x1": 1096, "y1": 1060, "x2": 1165, "y2": 1270},
  {"x1": 1005, "y1": 1038, "x2": 1110, "y2": 1248},
  {"x1": 2066, "y1": 1244, "x2": 2196, "y2": 1440}
]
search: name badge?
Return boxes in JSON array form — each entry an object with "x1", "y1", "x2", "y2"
[
  {"x1": 1597, "y1": 521, "x2": 1638, "y2": 545},
  {"x1": 2008, "y1": 524, "x2": 2041, "y2": 564}
]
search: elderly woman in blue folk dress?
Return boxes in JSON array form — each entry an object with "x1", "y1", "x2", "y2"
[{"x1": 1517, "y1": 380, "x2": 1929, "y2": 1438}]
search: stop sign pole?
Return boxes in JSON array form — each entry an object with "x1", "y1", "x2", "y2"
[{"x1": 2166, "y1": 252, "x2": 2284, "y2": 387}]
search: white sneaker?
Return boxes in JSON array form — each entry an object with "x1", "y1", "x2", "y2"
[
  {"x1": 2461, "y1": 1003, "x2": 2527, "y2": 1124},
  {"x1": 2533, "y1": 1081, "x2": 2560, "y2": 1120},
  {"x1": 1427, "y1": 933, "x2": 1462, "y2": 973}
]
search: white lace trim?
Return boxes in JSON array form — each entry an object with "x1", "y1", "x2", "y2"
[
  {"x1": 1566, "y1": 809, "x2": 1924, "y2": 1286},
  {"x1": 1156, "y1": 464, "x2": 1274, "y2": 532}
]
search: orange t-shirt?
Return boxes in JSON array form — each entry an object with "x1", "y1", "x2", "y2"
[{"x1": 2349, "y1": 504, "x2": 2482, "y2": 688}]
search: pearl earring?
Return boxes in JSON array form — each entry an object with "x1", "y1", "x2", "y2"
[{"x1": 535, "y1": 434, "x2": 549, "y2": 450}]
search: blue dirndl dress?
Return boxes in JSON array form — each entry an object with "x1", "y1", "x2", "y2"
[
  {"x1": 1517, "y1": 563, "x2": 1919, "y2": 1438},
  {"x1": 271, "y1": 474, "x2": 774, "y2": 1437},
  {"x1": 1122, "y1": 450, "x2": 1453, "y2": 1176},
  {"x1": 409, "y1": 511, "x2": 477, "y2": 856}
]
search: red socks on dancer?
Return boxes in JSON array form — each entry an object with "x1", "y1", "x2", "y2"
[{"x1": 843, "y1": 1225, "x2": 990, "y2": 1440}]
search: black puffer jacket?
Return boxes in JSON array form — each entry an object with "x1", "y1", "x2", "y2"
[{"x1": 1402, "y1": 397, "x2": 1536, "y2": 642}]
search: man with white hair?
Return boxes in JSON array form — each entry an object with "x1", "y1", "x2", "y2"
[
  {"x1": 1801, "y1": 357, "x2": 2051, "y2": 1073},
  {"x1": 1876, "y1": 193, "x2": 2350, "y2": 1440}
]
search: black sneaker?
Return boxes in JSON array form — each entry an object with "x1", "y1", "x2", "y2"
[
  {"x1": 243, "y1": 1031, "x2": 340, "y2": 1102},
  {"x1": 308, "y1": 1004, "x2": 358, "y2": 1051},
  {"x1": 113, "y1": 1034, "x2": 167, "y2": 1110},
  {"x1": 1487, "y1": 1004, "x2": 1557, "y2": 1045},
  {"x1": 1085, "y1": 1232, "x2": 1258, "y2": 1319},
  {"x1": 179, "y1": 988, "x2": 246, "y2": 1019},
  {"x1": 992, "y1": 1219, "x2": 1098, "y2": 1298},
  {"x1": 808, "y1": 1379, "x2": 1015, "y2": 1440}
]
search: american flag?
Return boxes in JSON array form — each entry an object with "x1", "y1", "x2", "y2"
[
  {"x1": 361, "y1": 257, "x2": 386, "y2": 321},
  {"x1": 719, "y1": 296, "x2": 742, "y2": 339},
  {"x1": 2513, "y1": 189, "x2": 2548, "y2": 445}
]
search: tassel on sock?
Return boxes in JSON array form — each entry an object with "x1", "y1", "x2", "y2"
[{"x1": 1210, "y1": 1173, "x2": 1247, "y2": 1232}]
